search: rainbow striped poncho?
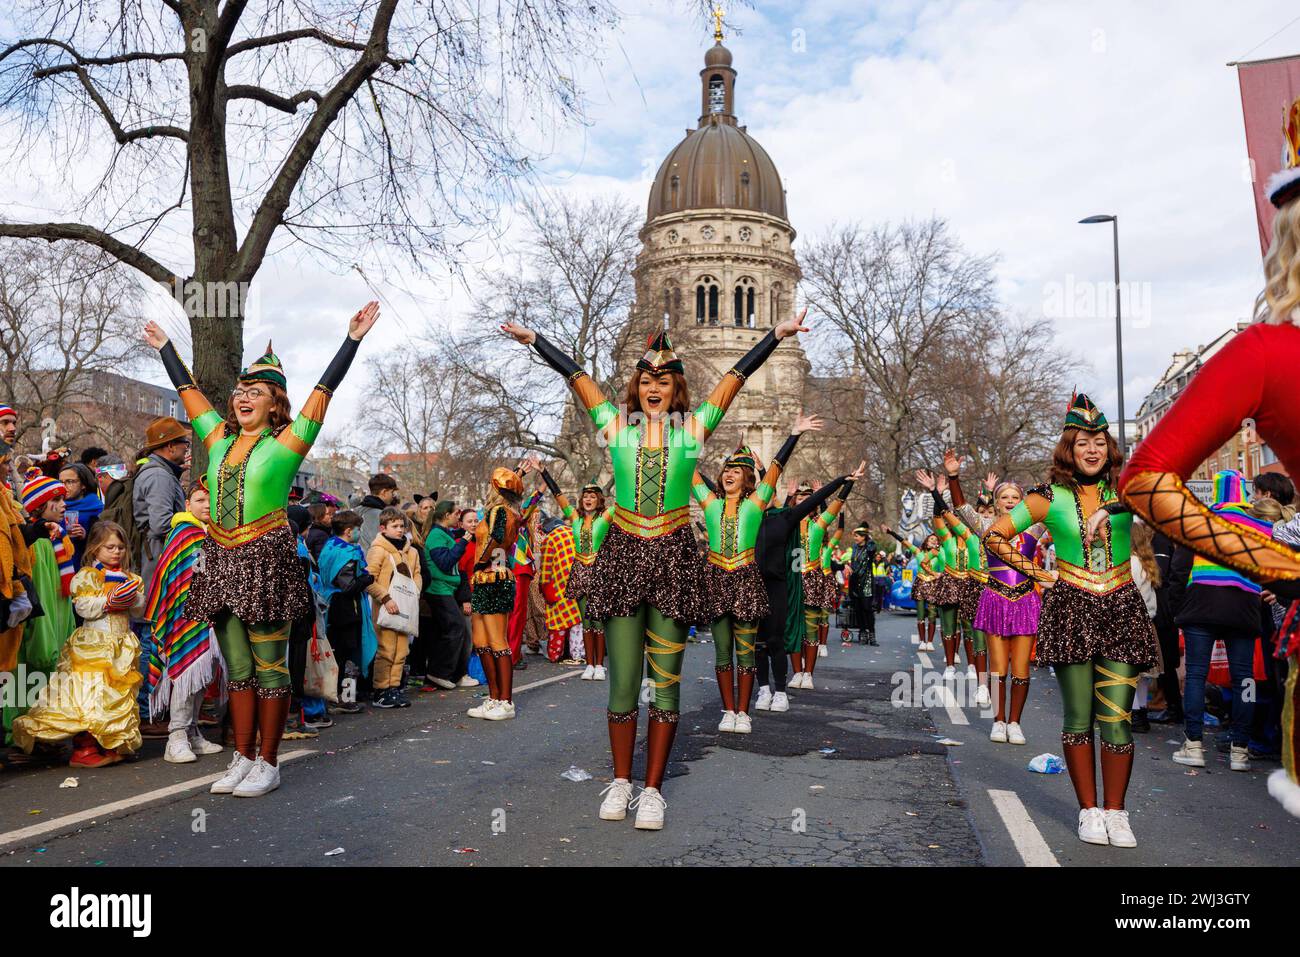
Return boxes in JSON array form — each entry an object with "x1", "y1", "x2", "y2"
[
  {"x1": 144, "y1": 511, "x2": 223, "y2": 718},
  {"x1": 1188, "y1": 470, "x2": 1273, "y2": 594}
]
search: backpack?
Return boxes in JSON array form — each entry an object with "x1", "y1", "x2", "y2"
[{"x1": 99, "y1": 460, "x2": 166, "y2": 566}]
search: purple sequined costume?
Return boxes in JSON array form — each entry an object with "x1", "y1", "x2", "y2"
[{"x1": 973, "y1": 530, "x2": 1042, "y2": 636}]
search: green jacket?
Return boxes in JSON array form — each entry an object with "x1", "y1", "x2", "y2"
[{"x1": 422, "y1": 524, "x2": 465, "y2": 597}]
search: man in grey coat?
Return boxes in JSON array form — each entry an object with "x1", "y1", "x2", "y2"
[{"x1": 133, "y1": 416, "x2": 189, "y2": 585}]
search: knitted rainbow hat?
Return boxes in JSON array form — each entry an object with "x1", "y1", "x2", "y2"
[
  {"x1": 636, "y1": 331, "x2": 684, "y2": 375},
  {"x1": 22, "y1": 471, "x2": 66, "y2": 515},
  {"x1": 239, "y1": 340, "x2": 287, "y2": 390},
  {"x1": 0, "y1": 404, "x2": 15, "y2": 420},
  {"x1": 1064, "y1": 392, "x2": 1108, "y2": 433},
  {"x1": 1267, "y1": 95, "x2": 1300, "y2": 209}
]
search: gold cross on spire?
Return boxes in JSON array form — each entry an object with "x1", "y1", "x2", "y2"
[{"x1": 713, "y1": 4, "x2": 725, "y2": 43}]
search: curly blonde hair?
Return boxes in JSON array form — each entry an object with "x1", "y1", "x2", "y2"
[{"x1": 1257, "y1": 199, "x2": 1300, "y2": 324}]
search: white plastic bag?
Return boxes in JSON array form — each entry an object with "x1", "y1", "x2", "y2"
[
  {"x1": 375, "y1": 554, "x2": 420, "y2": 634},
  {"x1": 304, "y1": 631, "x2": 340, "y2": 703}
]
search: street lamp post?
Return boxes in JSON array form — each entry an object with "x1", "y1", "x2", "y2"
[{"x1": 1079, "y1": 214, "x2": 1125, "y2": 458}]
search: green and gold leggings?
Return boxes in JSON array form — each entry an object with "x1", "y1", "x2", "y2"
[
  {"x1": 938, "y1": 606, "x2": 959, "y2": 637},
  {"x1": 713, "y1": 615, "x2": 757, "y2": 671},
  {"x1": 606, "y1": 602, "x2": 686, "y2": 714},
  {"x1": 215, "y1": 611, "x2": 290, "y2": 691},
  {"x1": 961, "y1": 619, "x2": 987, "y2": 654},
  {"x1": 578, "y1": 596, "x2": 604, "y2": 634},
  {"x1": 803, "y1": 606, "x2": 829, "y2": 645},
  {"x1": 1057, "y1": 657, "x2": 1140, "y2": 748}
]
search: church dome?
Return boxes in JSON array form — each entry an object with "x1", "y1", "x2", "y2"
[{"x1": 645, "y1": 41, "x2": 788, "y2": 223}]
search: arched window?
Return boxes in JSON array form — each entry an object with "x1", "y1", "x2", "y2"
[
  {"x1": 740, "y1": 170, "x2": 750, "y2": 207},
  {"x1": 670, "y1": 174, "x2": 679, "y2": 209},
  {"x1": 733, "y1": 276, "x2": 756, "y2": 327},
  {"x1": 695, "y1": 276, "x2": 720, "y2": 324},
  {"x1": 770, "y1": 282, "x2": 783, "y2": 326},
  {"x1": 695, "y1": 286, "x2": 705, "y2": 324}
]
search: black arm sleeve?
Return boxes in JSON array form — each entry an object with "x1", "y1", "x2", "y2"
[
  {"x1": 838, "y1": 479, "x2": 855, "y2": 501},
  {"x1": 319, "y1": 336, "x2": 361, "y2": 393},
  {"x1": 159, "y1": 341, "x2": 197, "y2": 391},
  {"x1": 885, "y1": 528, "x2": 905, "y2": 544},
  {"x1": 540, "y1": 469, "x2": 562, "y2": 497},
  {"x1": 772, "y1": 431, "x2": 801, "y2": 469},
  {"x1": 930, "y1": 489, "x2": 949, "y2": 515},
  {"x1": 788, "y1": 476, "x2": 846, "y2": 524},
  {"x1": 732, "y1": 330, "x2": 780, "y2": 380},
  {"x1": 532, "y1": 333, "x2": 584, "y2": 381}
]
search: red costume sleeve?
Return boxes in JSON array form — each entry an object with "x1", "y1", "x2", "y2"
[{"x1": 1120, "y1": 321, "x2": 1300, "y2": 580}]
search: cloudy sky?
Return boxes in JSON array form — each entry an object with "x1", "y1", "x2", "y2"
[{"x1": 3, "y1": 0, "x2": 1297, "y2": 454}]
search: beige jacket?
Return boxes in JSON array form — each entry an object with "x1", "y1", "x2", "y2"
[{"x1": 365, "y1": 533, "x2": 423, "y2": 606}]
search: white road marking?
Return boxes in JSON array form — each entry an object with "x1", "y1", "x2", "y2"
[
  {"x1": 939, "y1": 685, "x2": 969, "y2": 725},
  {"x1": 987, "y1": 789, "x2": 1059, "y2": 867},
  {"x1": 0, "y1": 749, "x2": 314, "y2": 850},
  {"x1": 0, "y1": 669, "x2": 586, "y2": 851},
  {"x1": 918, "y1": 653, "x2": 933, "y2": 669}
]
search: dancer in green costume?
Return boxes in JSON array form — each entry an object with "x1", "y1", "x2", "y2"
[{"x1": 539, "y1": 471, "x2": 613, "y2": 678}]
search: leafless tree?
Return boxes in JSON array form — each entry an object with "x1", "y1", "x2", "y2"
[
  {"x1": 0, "y1": 0, "x2": 628, "y2": 471},
  {"x1": 0, "y1": 240, "x2": 147, "y2": 450}
]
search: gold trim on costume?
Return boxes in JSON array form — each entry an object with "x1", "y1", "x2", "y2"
[
  {"x1": 207, "y1": 509, "x2": 288, "y2": 548},
  {"x1": 612, "y1": 505, "x2": 689, "y2": 539},
  {"x1": 709, "y1": 548, "x2": 755, "y2": 571},
  {"x1": 1056, "y1": 559, "x2": 1133, "y2": 596}
]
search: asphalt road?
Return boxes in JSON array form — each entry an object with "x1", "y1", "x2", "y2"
[{"x1": 1, "y1": 610, "x2": 1295, "y2": 867}]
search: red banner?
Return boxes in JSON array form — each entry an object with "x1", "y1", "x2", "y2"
[{"x1": 1236, "y1": 54, "x2": 1300, "y2": 258}]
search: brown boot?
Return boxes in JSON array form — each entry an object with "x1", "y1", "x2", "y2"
[
  {"x1": 607, "y1": 710, "x2": 638, "y2": 780},
  {"x1": 1100, "y1": 742, "x2": 1135, "y2": 810},
  {"x1": 1009, "y1": 676, "x2": 1031, "y2": 724},
  {"x1": 644, "y1": 710, "x2": 679, "y2": 790},
  {"x1": 1061, "y1": 732, "x2": 1098, "y2": 808},
  {"x1": 736, "y1": 668, "x2": 755, "y2": 715},
  {"x1": 991, "y1": 674, "x2": 1007, "y2": 723},
  {"x1": 227, "y1": 681, "x2": 258, "y2": 760},
  {"x1": 715, "y1": 665, "x2": 736, "y2": 712},
  {"x1": 494, "y1": 650, "x2": 514, "y2": 703},
  {"x1": 476, "y1": 648, "x2": 498, "y2": 700},
  {"x1": 256, "y1": 690, "x2": 292, "y2": 767},
  {"x1": 591, "y1": 630, "x2": 606, "y2": 667}
]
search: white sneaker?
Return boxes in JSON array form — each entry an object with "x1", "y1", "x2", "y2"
[
  {"x1": 456, "y1": 675, "x2": 480, "y2": 688},
  {"x1": 1077, "y1": 807, "x2": 1109, "y2": 845},
  {"x1": 1006, "y1": 722, "x2": 1026, "y2": 745},
  {"x1": 593, "y1": 666, "x2": 607, "y2": 681},
  {"x1": 923, "y1": 641, "x2": 935, "y2": 652},
  {"x1": 581, "y1": 665, "x2": 596, "y2": 680},
  {"x1": 1103, "y1": 809, "x2": 1137, "y2": 848},
  {"x1": 754, "y1": 687, "x2": 773, "y2": 711},
  {"x1": 599, "y1": 778, "x2": 635, "y2": 820},
  {"x1": 631, "y1": 787, "x2": 667, "y2": 830},
  {"x1": 1172, "y1": 738, "x2": 1206, "y2": 768},
  {"x1": 1230, "y1": 745, "x2": 1251, "y2": 772},
  {"x1": 966, "y1": 665, "x2": 977, "y2": 680},
  {"x1": 975, "y1": 685, "x2": 991, "y2": 709},
  {"x1": 232, "y1": 757, "x2": 281, "y2": 798},
  {"x1": 817, "y1": 645, "x2": 828, "y2": 658},
  {"x1": 484, "y1": 699, "x2": 515, "y2": 720},
  {"x1": 943, "y1": 665, "x2": 956, "y2": 681},
  {"x1": 188, "y1": 730, "x2": 223, "y2": 756},
  {"x1": 803, "y1": 674, "x2": 816, "y2": 690},
  {"x1": 431, "y1": 677, "x2": 457, "y2": 690},
  {"x1": 717, "y1": 710, "x2": 737, "y2": 733},
  {"x1": 989, "y1": 721, "x2": 1008, "y2": 743},
  {"x1": 164, "y1": 731, "x2": 197, "y2": 764},
  {"x1": 770, "y1": 691, "x2": 790, "y2": 712},
  {"x1": 733, "y1": 712, "x2": 752, "y2": 734},
  {"x1": 210, "y1": 753, "x2": 255, "y2": 794},
  {"x1": 467, "y1": 697, "x2": 497, "y2": 719}
]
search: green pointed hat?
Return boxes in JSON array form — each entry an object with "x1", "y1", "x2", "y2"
[
  {"x1": 636, "y1": 330, "x2": 684, "y2": 375},
  {"x1": 580, "y1": 480, "x2": 604, "y2": 495},
  {"x1": 1064, "y1": 391, "x2": 1108, "y2": 432},
  {"x1": 723, "y1": 444, "x2": 758, "y2": 472},
  {"x1": 239, "y1": 340, "x2": 287, "y2": 390}
]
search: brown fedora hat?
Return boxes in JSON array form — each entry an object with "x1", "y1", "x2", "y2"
[{"x1": 143, "y1": 416, "x2": 190, "y2": 452}]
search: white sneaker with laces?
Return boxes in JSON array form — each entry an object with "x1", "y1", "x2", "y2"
[
  {"x1": 164, "y1": 732, "x2": 197, "y2": 764},
  {"x1": 770, "y1": 691, "x2": 790, "y2": 712},
  {"x1": 1230, "y1": 745, "x2": 1251, "y2": 771},
  {"x1": 484, "y1": 699, "x2": 515, "y2": 720},
  {"x1": 210, "y1": 753, "x2": 255, "y2": 794},
  {"x1": 754, "y1": 687, "x2": 773, "y2": 711},
  {"x1": 1006, "y1": 722, "x2": 1026, "y2": 745},
  {"x1": 457, "y1": 675, "x2": 480, "y2": 688},
  {"x1": 966, "y1": 664, "x2": 977, "y2": 680},
  {"x1": 1077, "y1": 807, "x2": 1109, "y2": 846},
  {"x1": 232, "y1": 757, "x2": 281, "y2": 798},
  {"x1": 599, "y1": 778, "x2": 635, "y2": 820},
  {"x1": 943, "y1": 665, "x2": 957, "y2": 681},
  {"x1": 975, "y1": 685, "x2": 991, "y2": 709},
  {"x1": 1103, "y1": 809, "x2": 1136, "y2": 847},
  {"x1": 717, "y1": 710, "x2": 737, "y2": 733},
  {"x1": 803, "y1": 674, "x2": 815, "y2": 690},
  {"x1": 593, "y1": 665, "x2": 607, "y2": 681},
  {"x1": 188, "y1": 730, "x2": 223, "y2": 756},
  {"x1": 1172, "y1": 738, "x2": 1206, "y2": 767},
  {"x1": 467, "y1": 697, "x2": 497, "y2": 719},
  {"x1": 733, "y1": 712, "x2": 752, "y2": 734},
  {"x1": 631, "y1": 787, "x2": 667, "y2": 830},
  {"x1": 817, "y1": 645, "x2": 828, "y2": 658},
  {"x1": 581, "y1": 664, "x2": 596, "y2": 680},
  {"x1": 989, "y1": 721, "x2": 1008, "y2": 743}
]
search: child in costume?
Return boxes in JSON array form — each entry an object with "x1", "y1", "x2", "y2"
[{"x1": 13, "y1": 521, "x2": 145, "y2": 767}]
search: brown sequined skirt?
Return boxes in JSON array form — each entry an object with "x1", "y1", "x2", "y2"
[
  {"x1": 801, "y1": 570, "x2": 834, "y2": 610},
  {"x1": 959, "y1": 578, "x2": 984, "y2": 622},
  {"x1": 912, "y1": 576, "x2": 934, "y2": 604},
  {"x1": 186, "y1": 524, "x2": 310, "y2": 625},
  {"x1": 1036, "y1": 580, "x2": 1158, "y2": 667},
  {"x1": 565, "y1": 558, "x2": 594, "y2": 600},
  {"x1": 702, "y1": 560, "x2": 769, "y2": 623},
  {"x1": 569, "y1": 524, "x2": 706, "y2": 624},
  {"x1": 927, "y1": 573, "x2": 965, "y2": 608}
]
